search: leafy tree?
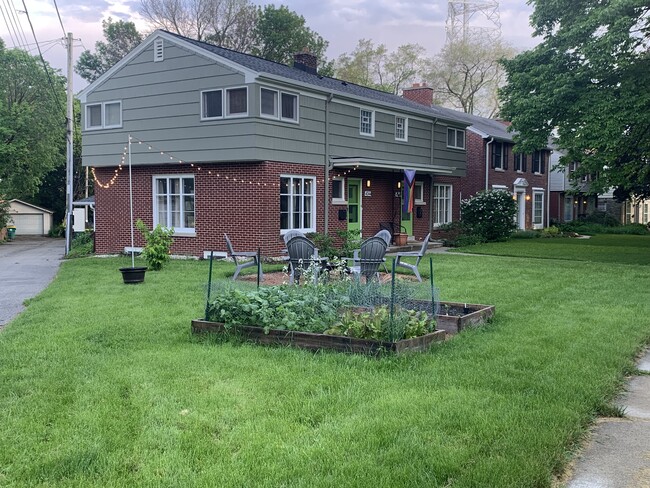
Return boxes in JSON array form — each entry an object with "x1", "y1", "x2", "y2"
[
  {"x1": 335, "y1": 39, "x2": 426, "y2": 94},
  {"x1": 75, "y1": 18, "x2": 143, "y2": 83},
  {"x1": 0, "y1": 40, "x2": 66, "y2": 200},
  {"x1": 499, "y1": 0, "x2": 650, "y2": 200},
  {"x1": 425, "y1": 39, "x2": 516, "y2": 116},
  {"x1": 204, "y1": 0, "x2": 259, "y2": 52},
  {"x1": 251, "y1": 5, "x2": 332, "y2": 74}
]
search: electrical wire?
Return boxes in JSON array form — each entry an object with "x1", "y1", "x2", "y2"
[
  {"x1": 51, "y1": 0, "x2": 66, "y2": 37},
  {"x1": 20, "y1": 0, "x2": 65, "y2": 119},
  {"x1": 0, "y1": 0, "x2": 18, "y2": 48},
  {"x1": 0, "y1": 0, "x2": 26, "y2": 49},
  {"x1": 9, "y1": 0, "x2": 31, "y2": 50}
]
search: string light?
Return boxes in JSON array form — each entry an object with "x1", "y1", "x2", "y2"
[{"x1": 91, "y1": 135, "x2": 362, "y2": 190}]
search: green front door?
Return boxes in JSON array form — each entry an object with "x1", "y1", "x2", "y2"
[
  {"x1": 347, "y1": 179, "x2": 361, "y2": 235},
  {"x1": 401, "y1": 190, "x2": 413, "y2": 236}
]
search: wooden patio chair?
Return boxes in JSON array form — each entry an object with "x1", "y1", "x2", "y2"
[
  {"x1": 394, "y1": 233, "x2": 431, "y2": 282},
  {"x1": 224, "y1": 233, "x2": 263, "y2": 281}
]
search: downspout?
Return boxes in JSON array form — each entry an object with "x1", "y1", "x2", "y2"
[
  {"x1": 324, "y1": 93, "x2": 334, "y2": 235},
  {"x1": 429, "y1": 118, "x2": 438, "y2": 232},
  {"x1": 485, "y1": 137, "x2": 494, "y2": 191},
  {"x1": 547, "y1": 150, "x2": 551, "y2": 227}
]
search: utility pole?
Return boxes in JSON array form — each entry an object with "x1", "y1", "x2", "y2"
[{"x1": 65, "y1": 32, "x2": 74, "y2": 255}]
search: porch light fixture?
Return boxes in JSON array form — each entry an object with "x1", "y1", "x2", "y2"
[
  {"x1": 366, "y1": 179, "x2": 371, "y2": 188},
  {"x1": 397, "y1": 181, "x2": 402, "y2": 189},
  {"x1": 574, "y1": 200, "x2": 578, "y2": 204},
  {"x1": 525, "y1": 195, "x2": 531, "y2": 201},
  {"x1": 512, "y1": 194, "x2": 517, "y2": 200}
]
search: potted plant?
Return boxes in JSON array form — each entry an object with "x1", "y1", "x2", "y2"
[{"x1": 393, "y1": 226, "x2": 408, "y2": 246}]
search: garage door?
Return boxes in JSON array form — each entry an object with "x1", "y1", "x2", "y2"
[{"x1": 11, "y1": 214, "x2": 44, "y2": 235}]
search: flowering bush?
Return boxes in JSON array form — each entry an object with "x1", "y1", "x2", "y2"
[{"x1": 460, "y1": 190, "x2": 517, "y2": 242}]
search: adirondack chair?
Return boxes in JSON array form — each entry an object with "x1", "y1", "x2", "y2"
[
  {"x1": 224, "y1": 233, "x2": 263, "y2": 281},
  {"x1": 349, "y1": 236, "x2": 388, "y2": 282},
  {"x1": 375, "y1": 229, "x2": 391, "y2": 247},
  {"x1": 394, "y1": 233, "x2": 431, "y2": 282},
  {"x1": 286, "y1": 235, "x2": 322, "y2": 284}
]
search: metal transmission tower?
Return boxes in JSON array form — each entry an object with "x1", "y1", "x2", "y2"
[{"x1": 446, "y1": 0, "x2": 501, "y2": 44}]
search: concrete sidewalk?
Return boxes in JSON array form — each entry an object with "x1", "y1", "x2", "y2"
[{"x1": 565, "y1": 348, "x2": 650, "y2": 488}]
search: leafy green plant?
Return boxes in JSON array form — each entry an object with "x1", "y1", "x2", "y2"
[
  {"x1": 512, "y1": 230, "x2": 541, "y2": 239},
  {"x1": 541, "y1": 225, "x2": 561, "y2": 237},
  {"x1": 66, "y1": 231, "x2": 94, "y2": 258},
  {"x1": 0, "y1": 198, "x2": 10, "y2": 231},
  {"x1": 135, "y1": 220, "x2": 174, "y2": 270},
  {"x1": 307, "y1": 229, "x2": 362, "y2": 258},
  {"x1": 460, "y1": 190, "x2": 517, "y2": 242}
]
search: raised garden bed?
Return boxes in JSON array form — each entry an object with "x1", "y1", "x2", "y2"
[{"x1": 192, "y1": 301, "x2": 494, "y2": 354}]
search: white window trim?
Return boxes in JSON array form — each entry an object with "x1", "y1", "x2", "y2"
[
  {"x1": 279, "y1": 174, "x2": 317, "y2": 234},
  {"x1": 260, "y1": 86, "x2": 299, "y2": 123},
  {"x1": 359, "y1": 108, "x2": 375, "y2": 137},
  {"x1": 225, "y1": 86, "x2": 249, "y2": 118},
  {"x1": 154, "y1": 39, "x2": 164, "y2": 62},
  {"x1": 200, "y1": 89, "x2": 223, "y2": 121},
  {"x1": 395, "y1": 116, "x2": 408, "y2": 142},
  {"x1": 433, "y1": 183, "x2": 453, "y2": 227},
  {"x1": 152, "y1": 174, "x2": 196, "y2": 235},
  {"x1": 532, "y1": 187, "x2": 545, "y2": 229},
  {"x1": 85, "y1": 101, "x2": 122, "y2": 130},
  {"x1": 414, "y1": 181, "x2": 425, "y2": 205},
  {"x1": 447, "y1": 127, "x2": 465, "y2": 149},
  {"x1": 331, "y1": 177, "x2": 347, "y2": 204}
]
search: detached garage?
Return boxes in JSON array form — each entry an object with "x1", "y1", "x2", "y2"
[{"x1": 8, "y1": 199, "x2": 53, "y2": 236}]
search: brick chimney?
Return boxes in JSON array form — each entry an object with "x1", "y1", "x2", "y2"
[
  {"x1": 402, "y1": 83, "x2": 434, "y2": 107},
  {"x1": 293, "y1": 48, "x2": 318, "y2": 75}
]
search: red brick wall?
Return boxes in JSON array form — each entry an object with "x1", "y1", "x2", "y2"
[
  {"x1": 459, "y1": 131, "x2": 549, "y2": 228},
  {"x1": 94, "y1": 163, "x2": 438, "y2": 257}
]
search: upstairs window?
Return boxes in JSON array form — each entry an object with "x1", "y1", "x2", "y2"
[
  {"x1": 514, "y1": 153, "x2": 527, "y2": 172},
  {"x1": 201, "y1": 87, "x2": 248, "y2": 120},
  {"x1": 492, "y1": 142, "x2": 507, "y2": 170},
  {"x1": 395, "y1": 116, "x2": 408, "y2": 141},
  {"x1": 261, "y1": 87, "x2": 298, "y2": 122},
  {"x1": 532, "y1": 151, "x2": 546, "y2": 174},
  {"x1": 447, "y1": 127, "x2": 465, "y2": 149},
  {"x1": 85, "y1": 101, "x2": 122, "y2": 130},
  {"x1": 360, "y1": 109, "x2": 374, "y2": 136}
]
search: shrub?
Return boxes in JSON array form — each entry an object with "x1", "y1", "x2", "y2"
[
  {"x1": 581, "y1": 210, "x2": 620, "y2": 227},
  {"x1": 460, "y1": 190, "x2": 517, "y2": 242},
  {"x1": 512, "y1": 230, "x2": 541, "y2": 239},
  {"x1": 307, "y1": 229, "x2": 361, "y2": 258},
  {"x1": 135, "y1": 220, "x2": 174, "y2": 270},
  {"x1": 67, "y1": 231, "x2": 94, "y2": 258},
  {"x1": 541, "y1": 226, "x2": 561, "y2": 238}
]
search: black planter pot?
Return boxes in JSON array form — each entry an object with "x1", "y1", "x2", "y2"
[{"x1": 119, "y1": 266, "x2": 148, "y2": 284}]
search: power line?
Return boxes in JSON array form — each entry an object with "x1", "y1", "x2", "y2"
[
  {"x1": 51, "y1": 0, "x2": 66, "y2": 37},
  {"x1": 0, "y1": 0, "x2": 18, "y2": 48},
  {"x1": 20, "y1": 0, "x2": 65, "y2": 119},
  {"x1": 0, "y1": 0, "x2": 26, "y2": 49},
  {"x1": 10, "y1": 0, "x2": 31, "y2": 50}
]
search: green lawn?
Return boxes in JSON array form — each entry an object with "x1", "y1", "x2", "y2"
[
  {"x1": 1, "y1": 244, "x2": 649, "y2": 487},
  {"x1": 451, "y1": 234, "x2": 650, "y2": 265}
]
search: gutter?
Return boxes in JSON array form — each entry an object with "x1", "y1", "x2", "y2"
[
  {"x1": 324, "y1": 93, "x2": 334, "y2": 235},
  {"x1": 430, "y1": 118, "x2": 438, "y2": 233},
  {"x1": 485, "y1": 137, "x2": 494, "y2": 191}
]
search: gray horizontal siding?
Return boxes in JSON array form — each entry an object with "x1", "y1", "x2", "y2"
[{"x1": 81, "y1": 37, "x2": 465, "y2": 174}]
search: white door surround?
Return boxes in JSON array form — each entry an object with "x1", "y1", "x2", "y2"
[{"x1": 513, "y1": 178, "x2": 529, "y2": 230}]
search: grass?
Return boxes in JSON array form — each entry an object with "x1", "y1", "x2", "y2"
[
  {"x1": 451, "y1": 234, "x2": 650, "y2": 265},
  {"x1": 0, "y1": 245, "x2": 649, "y2": 487}
]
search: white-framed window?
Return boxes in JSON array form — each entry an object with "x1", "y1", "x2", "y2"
[
  {"x1": 433, "y1": 184, "x2": 452, "y2": 226},
  {"x1": 492, "y1": 142, "x2": 506, "y2": 170},
  {"x1": 201, "y1": 89, "x2": 223, "y2": 119},
  {"x1": 226, "y1": 87, "x2": 248, "y2": 117},
  {"x1": 201, "y1": 87, "x2": 248, "y2": 120},
  {"x1": 260, "y1": 87, "x2": 299, "y2": 122},
  {"x1": 414, "y1": 181, "x2": 424, "y2": 204},
  {"x1": 447, "y1": 127, "x2": 465, "y2": 149},
  {"x1": 153, "y1": 175, "x2": 195, "y2": 233},
  {"x1": 532, "y1": 151, "x2": 546, "y2": 174},
  {"x1": 85, "y1": 101, "x2": 122, "y2": 130},
  {"x1": 154, "y1": 39, "x2": 164, "y2": 62},
  {"x1": 280, "y1": 175, "x2": 316, "y2": 233},
  {"x1": 360, "y1": 109, "x2": 374, "y2": 136},
  {"x1": 643, "y1": 202, "x2": 649, "y2": 224},
  {"x1": 331, "y1": 177, "x2": 346, "y2": 204},
  {"x1": 395, "y1": 116, "x2": 408, "y2": 141},
  {"x1": 533, "y1": 188, "x2": 544, "y2": 229},
  {"x1": 514, "y1": 153, "x2": 527, "y2": 172}
]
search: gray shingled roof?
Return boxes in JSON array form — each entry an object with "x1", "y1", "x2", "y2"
[{"x1": 164, "y1": 31, "x2": 469, "y2": 126}]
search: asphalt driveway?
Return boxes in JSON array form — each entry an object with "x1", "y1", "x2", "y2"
[{"x1": 0, "y1": 236, "x2": 65, "y2": 327}]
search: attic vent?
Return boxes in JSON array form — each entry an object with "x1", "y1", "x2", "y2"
[{"x1": 154, "y1": 39, "x2": 164, "y2": 62}]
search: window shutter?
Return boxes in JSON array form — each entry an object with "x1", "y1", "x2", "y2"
[
  {"x1": 491, "y1": 144, "x2": 496, "y2": 168},
  {"x1": 523, "y1": 155, "x2": 527, "y2": 172},
  {"x1": 541, "y1": 152, "x2": 546, "y2": 173},
  {"x1": 503, "y1": 145, "x2": 509, "y2": 170}
]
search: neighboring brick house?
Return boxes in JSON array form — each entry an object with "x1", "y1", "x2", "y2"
[
  {"x1": 78, "y1": 31, "x2": 469, "y2": 257},
  {"x1": 548, "y1": 148, "x2": 598, "y2": 223},
  {"x1": 403, "y1": 84, "x2": 551, "y2": 230}
]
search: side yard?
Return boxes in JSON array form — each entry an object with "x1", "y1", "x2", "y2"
[{"x1": 0, "y1": 242, "x2": 648, "y2": 487}]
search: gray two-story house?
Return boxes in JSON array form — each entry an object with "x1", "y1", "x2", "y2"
[{"x1": 79, "y1": 30, "x2": 469, "y2": 256}]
